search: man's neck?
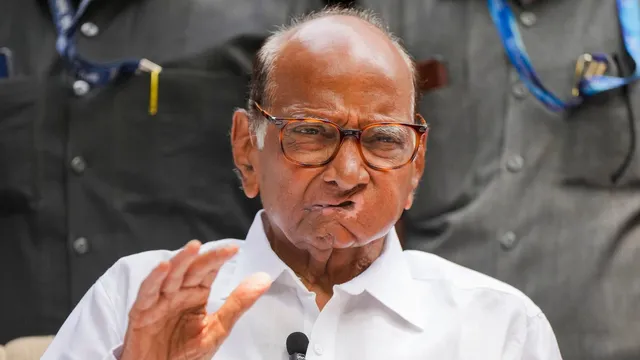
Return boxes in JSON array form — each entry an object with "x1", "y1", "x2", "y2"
[{"x1": 262, "y1": 214, "x2": 384, "y2": 308}]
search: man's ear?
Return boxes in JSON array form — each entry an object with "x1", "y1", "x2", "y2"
[
  {"x1": 405, "y1": 134, "x2": 427, "y2": 210},
  {"x1": 231, "y1": 109, "x2": 260, "y2": 198}
]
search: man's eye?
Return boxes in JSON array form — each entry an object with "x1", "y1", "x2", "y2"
[
  {"x1": 294, "y1": 126, "x2": 322, "y2": 135},
  {"x1": 365, "y1": 133, "x2": 403, "y2": 145},
  {"x1": 373, "y1": 135, "x2": 401, "y2": 143}
]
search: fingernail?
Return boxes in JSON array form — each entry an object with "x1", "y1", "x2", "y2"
[
  {"x1": 226, "y1": 245, "x2": 240, "y2": 252},
  {"x1": 187, "y1": 239, "x2": 201, "y2": 249},
  {"x1": 221, "y1": 246, "x2": 240, "y2": 257}
]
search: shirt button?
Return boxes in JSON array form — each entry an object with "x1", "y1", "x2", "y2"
[
  {"x1": 500, "y1": 231, "x2": 517, "y2": 250},
  {"x1": 512, "y1": 82, "x2": 528, "y2": 99},
  {"x1": 313, "y1": 344, "x2": 324, "y2": 355},
  {"x1": 506, "y1": 155, "x2": 524, "y2": 173},
  {"x1": 80, "y1": 22, "x2": 100, "y2": 37},
  {"x1": 70, "y1": 156, "x2": 87, "y2": 174},
  {"x1": 73, "y1": 237, "x2": 90, "y2": 255},
  {"x1": 520, "y1": 11, "x2": 537, "y2": 27},
  {"x1": 73, "y1": 80, "x2": 90, "y2": 96}
]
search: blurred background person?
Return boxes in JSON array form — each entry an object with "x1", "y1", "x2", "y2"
[
  {"x1": 0, "y1": 0, "x2": 325, "y2": 344},
  {"x1": 357, "y1": 0, "x2": 640, "y2": 359}
]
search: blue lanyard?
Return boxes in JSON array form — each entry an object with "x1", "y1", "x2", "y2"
[
  {"x1": 48, "y1": 0, "x2": 144, "y2": 86},
  {"x1": 488, "y1": 0, "x2": 640, "y2": 111}
]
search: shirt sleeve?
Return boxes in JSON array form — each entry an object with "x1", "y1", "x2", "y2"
[
  {"x1": 521, "y1": 312, "x2": 564, "y2": 360},
  {"x1": 41, "y1": 274, "x2": 125, "y2": 360}
]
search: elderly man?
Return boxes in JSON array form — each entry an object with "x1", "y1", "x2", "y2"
[{"x1": 42, "y1": 8, "x2": 562, "y2": 360}]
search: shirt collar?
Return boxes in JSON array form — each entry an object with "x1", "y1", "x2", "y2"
[
  {"x1": 236, "y1": 211, "x2": 293, "y2": 285},
  {"x1": 217, "y1": 211, "x2": 293, "y2": 297},
  {"x1": 336, "y1": 226, "x2": 424, "y2": 330},
  {"x1": 219, "y1": 210, "x2": 424, "y2": 330}
]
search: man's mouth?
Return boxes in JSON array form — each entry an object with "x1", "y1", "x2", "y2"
[{"x1": 310, "y1": 200, "x2": 356, "y2": 211}]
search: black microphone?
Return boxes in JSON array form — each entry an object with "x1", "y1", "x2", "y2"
[{"x1": 286, "y1": 332, "x2": 309, "y2": 360}]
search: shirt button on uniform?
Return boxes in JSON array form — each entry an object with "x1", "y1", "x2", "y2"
[
  {"x1": 506, "y1": 155, "x2": 524, "y2": 173},
  {"x1": 500, "y1": 231, "x2": 517, "y2": 250},
  {"x1": 520, "y1": 11, "x2": 537, "y2": 27},
  {"x1": 313, "y1": 344, "x2": 324, "y2": 355},
  {"x1": 73, "y1": 237, "x2": 90, "y2": 255},
  {"x1": 512, "y1": 82, "x2": 528, "y2": 99},
  {"x1": 70, "y1": 156, "x2": 87, "y2": 174},
  {"x1": 73, "y1": 80, "x2": 90, "y2": 96},
  {"x1": 80, "y1": 22, "x2": 99, "y2": 37}
]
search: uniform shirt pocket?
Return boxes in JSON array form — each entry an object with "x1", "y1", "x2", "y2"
[
  {"x1": 107, "y1": 69, "x2": 252, "y2": 213},
  {"x1": 0, "y1": 77, "x2": 39, "y2": 214}
]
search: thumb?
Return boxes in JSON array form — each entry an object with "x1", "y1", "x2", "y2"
[
  {"x1": 214, "y1": 272, "x2": 272, "y2": 333},
  {"x1": 201, "y1": 272, "x2": 272, "y2": 351}
]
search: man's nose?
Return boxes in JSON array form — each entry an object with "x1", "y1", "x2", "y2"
[{"x1": 322, "y1": 138, "x2": 370, "y2": 190}]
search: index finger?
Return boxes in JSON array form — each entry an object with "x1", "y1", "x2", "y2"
[
  {"x1": 182, "y1": 245, "x2": 239, "y2": 288},
  {"x1": 161, "y1": 240, "x2": 202, "y2": 293},
  {"x1": 132, "y1": 261, "x2": 170, "y2": 312}
]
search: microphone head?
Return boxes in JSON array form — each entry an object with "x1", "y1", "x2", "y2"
[{"x1": 286, "y1": 332, "x2": 309, "y2": 355}]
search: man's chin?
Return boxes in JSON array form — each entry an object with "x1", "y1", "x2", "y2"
[
  {"x1": 295, "y1": 216, "x2": 357, "y2": 249},
  {"x1": 294, "y1": 204, "x2": 390, "y2": 249},
  {"x1": 301, "y1": 233, "x2": 357, "y2": 251}
]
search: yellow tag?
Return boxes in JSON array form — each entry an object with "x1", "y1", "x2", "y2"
[{"x1": 149, "y1": 69, "x2": 160, "y2": 115}]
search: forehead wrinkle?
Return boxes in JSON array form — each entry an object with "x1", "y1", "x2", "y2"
[{"x1": 273, "y1": 68, "x2": 411, "y2": 121}]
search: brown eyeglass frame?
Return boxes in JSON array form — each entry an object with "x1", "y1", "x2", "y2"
[{"x1": 252, "y1": 102, "x2": 429, "y2": 171}]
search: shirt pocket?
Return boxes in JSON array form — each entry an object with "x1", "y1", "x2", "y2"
[
  {"x1": 560, "y1": 84, "x2": 634, "y2": 186},
  {"x1": 610, "y1": 80, "x2": 640, "y2": 186},
  {"x1": 108, "y1": 69, "x2": 254, "y2": 214},
  {"x1": 551, "y1": 19, "x2": 634, "y2": 187},
  {"x1": 0, "y1": 77, "x2": 39, "y2": 214}
]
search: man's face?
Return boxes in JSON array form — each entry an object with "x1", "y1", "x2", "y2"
[{"x1": 233, "y1": 16, "x2": 425, "y2": 253}]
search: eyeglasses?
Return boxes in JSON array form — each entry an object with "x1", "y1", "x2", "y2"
[{"x1": 252, "y1": 102, "x2": 429, "y2": 170}]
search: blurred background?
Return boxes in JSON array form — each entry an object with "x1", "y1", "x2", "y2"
[{"x1": 1, "y1": 0, "x2": 639, "y2": 359}]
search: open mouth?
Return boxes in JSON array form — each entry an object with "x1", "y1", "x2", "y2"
[{"x1": 310, "y1": 200, "x2": 355, "y2": 211}]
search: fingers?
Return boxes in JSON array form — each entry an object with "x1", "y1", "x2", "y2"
[
  {"x1": 130, "y1": 242, "x2": 244, "y2": 332},
  {"x1": 135, "y1": 287, "x2": 210, "y2": 328},
  {"x1": 208, "y1": 273, "x2": 272, "y2": 339},
  {"x1": 132, "y1": 261, "x2": 170, "y2": 312},
  {"x1": 162, "y1": 240, "x2": 201, "y2": 293},
  {"x1": 198, "y1": 270, "x2": 219, "y2": 289},
  {"x1": 182, "y1": 246, "x2": 239, "y2": 288}
]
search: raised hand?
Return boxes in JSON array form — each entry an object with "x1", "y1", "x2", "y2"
[{"x1": 120, "y1": 240, "x2": 271, "y2": 360}]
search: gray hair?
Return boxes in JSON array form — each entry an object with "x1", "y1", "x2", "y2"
[{"x1": 247, "y1": 6, "x2": 418, "y2": 149}]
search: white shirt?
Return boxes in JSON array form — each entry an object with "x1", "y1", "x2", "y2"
[{"x1": 43, "y1": 211, "x2": 562, "y2": 360}]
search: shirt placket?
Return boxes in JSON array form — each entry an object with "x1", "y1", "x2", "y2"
[{"x1": 303, "y1": 290, "x2": 346, "y2": 360}]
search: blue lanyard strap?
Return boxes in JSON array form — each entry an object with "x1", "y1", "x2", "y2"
[
  {"x1": 488, "y1": 0, "x2": 640, "y2": 111},
  {"x1": 48, "y1": 0, "x2": 142, "y2": 86}
]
